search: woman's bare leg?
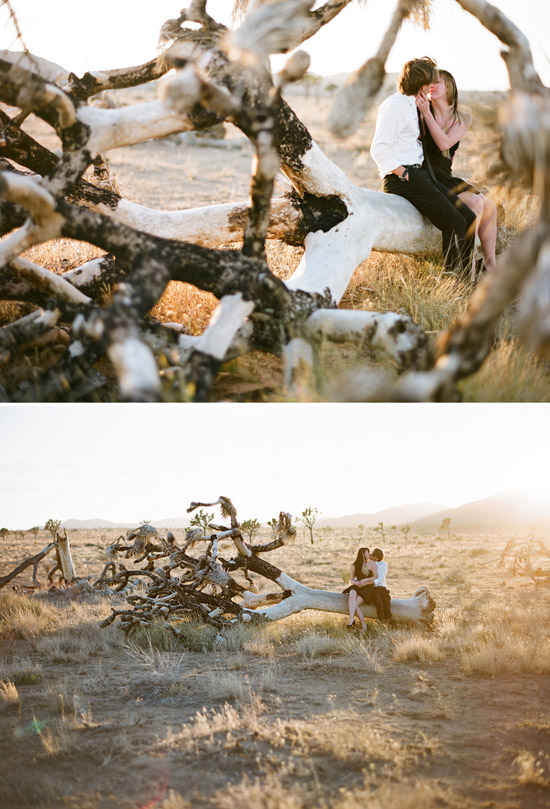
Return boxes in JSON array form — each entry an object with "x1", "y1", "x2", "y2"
[
  {"x1": 355, "y1": 596, "x2": 367, "y2": 630},
  {"x1": 458, "y1": 191, "x2": 483, "y2": 280},
  {"x1": 459, "y1": 191, "x2": 497, "y2": 271},
  {"x1": 347, "y1": 590, "x2": 357, "y2": 625},
  {"x1": 478, "y1": 196, "x2": 497, "y2": 270}
]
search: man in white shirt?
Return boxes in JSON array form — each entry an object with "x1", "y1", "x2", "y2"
[
  {"x1": 370, "y1": 57, "x2": 475, "y2": 278},
  {"x1": 370, "y1": 548, "x2": 392, "y2": 622}
]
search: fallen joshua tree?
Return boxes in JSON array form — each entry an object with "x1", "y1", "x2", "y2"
[
  {"x1": 0, "y1": 498, "x2": 434, "y2": 627},
  {"x1": 1, "y1": 0, "x2": 549, "y2": 402},
  {"x1": 96, "y1": 497, "x2": 435, "y2": 633},
  {"x1": 498, "y1": 533, "x2": 550, "y2": 587}
]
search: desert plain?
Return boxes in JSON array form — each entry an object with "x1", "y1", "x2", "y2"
[{"x1": 1, "y1": 520, "x2": 549, "y2": 809}]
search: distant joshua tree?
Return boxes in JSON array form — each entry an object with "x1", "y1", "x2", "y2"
[
  {"x1": 358, "y1": 524, "x2": 366, "y2": 539},
  {"x1": 297, "y1": 507, "x2": 320, "y2": 545},
  {"x1": 189, "y1": 509, "x2": 215, "y2": 534},
  {"x1": 440, "y1": 518, "x2": 451, "y2": 538},
  {"x1": 29, "y1": 526, "x2": 40, "y2": 539},
  {"x1": 241, "y1": 518, "x2": 261, "y2": 543},
  {"x1": 372, "y1": 521, "x2": 386, "y2": 543},
  {"x1": 400, "y1": 524, "x2": 411, "y2": 541},
  {"x1": 267, "y1": 517, "x2": 278, "y2": 538},
  {"x1": 0, "y1": 527, "x2": 9, "y2": 541},
  {"x1": 45, "y1": 518, "x2": 62, "y2": 540}
]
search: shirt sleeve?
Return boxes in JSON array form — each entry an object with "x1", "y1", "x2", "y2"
[
  {"x1": 373, "y1": 561, "x2": 387, "y2": 587},
  {"x1": 370, "y1": 97, "x2": 404, "y2": 177}
]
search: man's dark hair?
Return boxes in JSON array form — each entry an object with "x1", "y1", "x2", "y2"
[
  {"x1": 371, "y1": 548, "x2": 384, "y2": 561},
  {"x1": 398, "y1": 56, "x2": 437, "y2": 95}
]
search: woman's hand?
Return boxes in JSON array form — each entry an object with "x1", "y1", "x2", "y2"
[{"x1": 415, "y1": 91, "x2": 430, "y2": 117}]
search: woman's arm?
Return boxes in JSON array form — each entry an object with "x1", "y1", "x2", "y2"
[
  {"x1": 416, "y1": 92, "x2": 471, "y2": 150},
  {"x1": 349, "y1": 563, "x2": 356, "y2": 583},
  {"x1": 357, "y1": 561, "x2": 378, "y2": 587}
]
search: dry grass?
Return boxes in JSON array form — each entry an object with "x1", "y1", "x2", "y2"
[
  {"x1": 0, "y1": 591, "x2": 59, "y2": 640},
  {"x1": 0, "y1": 680, "x2": 20, "y2": 706},
  {"x1": 0, "y1": 657, "x2": 42, "y2": 686},
  {"x1": 1, "y1": 527, "x2": 549, "y2": 808}
]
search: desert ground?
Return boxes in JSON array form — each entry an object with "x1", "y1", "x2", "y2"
[
  {"x1": 1, "y1": 522, "x2": 549, "y2": 809},
  {"x1": 2, "y1": 80, "x2": 548, "y2": 401}
]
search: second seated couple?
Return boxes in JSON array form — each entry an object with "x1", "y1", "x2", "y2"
[
  {"x1": 370, "y1": 56, "x2": 497, "y2": 280},
  {"x1": 344, "y1": 547, "x2": 392, "y2": 630}
]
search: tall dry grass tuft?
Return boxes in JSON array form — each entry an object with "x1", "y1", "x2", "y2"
[
  {"x1": 0, "y1": 657, "x2": 42, "y2": 686},
  {"x1": 0, "y1": 592, "x2": 59, "y2": 640},
  {"x1": 341, "y1": 252, "x2": 469, "y2": 333},
  {"x1": 0, "y1": 680, "x2": 20, "y2": 706},
  {"x1": 459, "y1": 338, "x2": 550, "y2": 402}
]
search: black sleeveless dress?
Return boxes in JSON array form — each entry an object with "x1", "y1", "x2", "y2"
[
  {"x1": 343, "y1": 568, "x2": 373, "y2": 602},
  {"x1": 422, "y1": 123, "x2": 478, "y2": 195}
]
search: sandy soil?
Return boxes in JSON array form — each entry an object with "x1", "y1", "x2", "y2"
[{"x1": 1, "y1": 526, "x2": 549, "y2": 809}]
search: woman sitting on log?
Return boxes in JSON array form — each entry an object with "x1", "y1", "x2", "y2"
[
  {"x1": 343, "y1": 547, "x2": 377, "y2": 630},
  {"x1": 416, "y1": 69, "x2": 498, "y2": 276}
]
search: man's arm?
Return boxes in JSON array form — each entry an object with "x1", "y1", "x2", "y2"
[{"x1": 373, "y1": 561, "x2": 387, "y2": 587}]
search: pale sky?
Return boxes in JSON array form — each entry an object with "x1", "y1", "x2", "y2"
[
  {"x1": 1, "y1": 0, "x2": 549, "y2": 91},
  {"x1": 0, "y1": 404, "x2": 547, "y2": 528}
]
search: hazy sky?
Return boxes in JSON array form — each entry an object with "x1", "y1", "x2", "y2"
[
  {"x1": 0, "y1": 404, "x2": 547, "y2": 528},
  {"x1": 1, "y1": 0, "x2": 549, "y2": 91}
]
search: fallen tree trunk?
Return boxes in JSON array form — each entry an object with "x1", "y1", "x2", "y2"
[
  {"x1": 0, "y1": 541, "x2": 56, "y2": 588},
  {"x1": 242, "y1": 580, "x2": 434, "y2": 624},
  {"x1": 100, "y1": 497, "x2": 435, "y2": 634}
]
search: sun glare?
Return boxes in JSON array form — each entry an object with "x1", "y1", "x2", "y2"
[{"x1": 514, "y1": 486, "x2": 550, "y2": 516}]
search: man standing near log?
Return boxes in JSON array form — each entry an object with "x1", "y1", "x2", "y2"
[{"x1": 370, "y1": 57, "x2": 475, "y2": 278}]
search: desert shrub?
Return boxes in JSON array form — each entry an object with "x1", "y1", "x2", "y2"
[
  {"x1": 0, "y1": 657, "x2": 42, "y2": 685},
  {"x1": 129, "y1": 618, "x2": 217, "y2": 652}
]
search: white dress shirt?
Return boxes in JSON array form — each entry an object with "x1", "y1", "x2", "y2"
[
  {"x1": 373, "y1": 560, "x2": 388, "y2": 588},
  {"x1": 370, "y1": 93, "x2": 423, "y2": 178}
]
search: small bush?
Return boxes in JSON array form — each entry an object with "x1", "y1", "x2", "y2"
[
  {"x1": 0, "y1": 657, "x2": 43, "y2": 685},
  {"x1": 131, "y1": 619, "x2": 217, "y2": 652}
]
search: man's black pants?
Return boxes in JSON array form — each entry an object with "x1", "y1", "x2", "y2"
[
  {"x1": 383, "y1": 167, "x2": 476, "y2": 277},
  {"x1": 372, "y1": 587, "x2": 392, "y2": 621}
]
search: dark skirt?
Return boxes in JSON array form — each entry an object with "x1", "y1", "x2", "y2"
[
  {"x1": 343, "y1": 583, "x2": 374, "y2": 602},
  {"x1": 433, "y1": 171, "x2": 485, "y2": 196}
]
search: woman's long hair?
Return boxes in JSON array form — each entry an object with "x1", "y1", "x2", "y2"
[
  {"x1": 353, "y1": 547, "x2": 370, "y2": 579},
  {"x1": 439, "y1": 69, "x2": 466, "y2": 125}
]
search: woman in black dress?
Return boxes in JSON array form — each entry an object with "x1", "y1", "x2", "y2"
[
  {"x1": 416, "y1": 69, "x2": 497, "y2": 276},
  {"x1": 343, "y1": 547, "x2": 377, "y2": 630}
]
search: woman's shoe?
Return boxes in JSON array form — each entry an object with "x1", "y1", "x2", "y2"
[{"x1": 346, "y1": 622, "x2": 354, "y2": 629}]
